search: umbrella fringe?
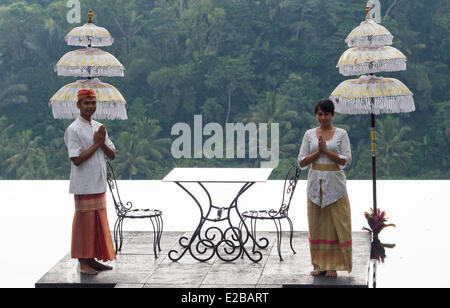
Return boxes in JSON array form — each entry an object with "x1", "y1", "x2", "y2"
[
  {"x1": 50, "y1": 101, "x2": 128, "y2": 120},
  {"x1": 65, "y1": 36, "x2": 114, "y2": 47},
  {"x1": 330, "y1": 95, "x2": 415, "y2": 115},
  {"x1": 54, "y1": 66, "x2": 124, "y2": 78},
  {"x1": 338, "y1": 59, "x2": 406, "y2": 76},
  {"x1": 345, "y1": 34, "x2": 393, "y2": 48}
]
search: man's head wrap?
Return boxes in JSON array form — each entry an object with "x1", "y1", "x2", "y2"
[{"x1": 77, "y1": 89, "x2": 96, "y2": 100}]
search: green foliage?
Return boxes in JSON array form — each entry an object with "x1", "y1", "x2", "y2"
[
  {"x1": 0, "y1": 0, "x2": 448, "y2": 180},
  {"x1": 114, "y1": 117, "x2": 172, "y2": 179},
  {"x1": 375, "y1": 116, "x2": 415, "y2": 178},
  {"x1": 3, "y1": 129, "x2": 48, "y2": 179},
  {"x1": 205, "y1": 54, "x2": 255, "y2": 123}
]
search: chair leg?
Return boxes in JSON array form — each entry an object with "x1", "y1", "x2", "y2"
[
  {"x1": 251, "y1": 218, "x2": 257, "y2": 253},
  {"x1": 113, "y1": 217, "x2": 120, "y2": 253},
  {"x1": 149, "y1": 217, "x2": 158, "y2": 259},
  {"x1": 157, "y1": 215, "x2": 163, "y2": 252},
  {"x1": 273, "y1": 219, "x2": 283, "y2": 261},
  {"x1": 286, "y1": 217, "x2": 296, "y2": 254},
  {"x1": 118, "y1": 218, "x2": 125, "y2": 251},
  {"x1": 251, "y1": 218, "x2": 270, "y2": 251},
  {"x1": 253, "y1": 220, "x2": 269, "y2": 250}
]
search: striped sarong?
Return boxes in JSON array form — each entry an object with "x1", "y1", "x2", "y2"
[
  {"x1": 74, "y1": 192, "x2": 107, "y2": 212},
  {"x1": 71, "y1": 192, "x2": 116, "y2": 262},
  {"x1": 307, "y1": 164, "x2": 352, "y2": 272}
]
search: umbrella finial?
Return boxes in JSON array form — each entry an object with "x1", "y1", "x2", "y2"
[
  {"x1": 365, "y1": 6, "x2": 371, "y2": 21},
  {"x1": 88, "y1": 9, "x2": 94, "y2": 24},
  {"x1": 365, "y1": 0, "x2": 381, "y2": 23}
]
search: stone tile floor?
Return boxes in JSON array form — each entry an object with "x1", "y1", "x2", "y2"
[{"x1": 35, "y1": 231, "x2": 370, "y2": 288}]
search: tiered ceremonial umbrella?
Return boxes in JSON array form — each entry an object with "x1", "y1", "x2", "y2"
[
  {"x1": 331, "y1": 6, "x2": 415, "y2": 212},
  {"x1": 50, "y1": 10, "x2": 127, "y2": 120},
  {"x1": 337, "y1": 46, "x2": 407, "y2": 76},
  {"x1": 50, "y1": 78, "x2": 127, "y2": 120},
  {"x1": 330, "y1": 4, "x2": 415, "y2": 288},
  {"x1": 331, "y1": 75, "x2": 414, "y2": 115},
  {"x1": 345, "y1": 18, "x2": 393, "y2": 48},
  {"x1": 65, "y1": 18, "x2": 114, "y2": 47},
  {"x1": 54, "y1": 48, "x2": 124, "y2": 78}
]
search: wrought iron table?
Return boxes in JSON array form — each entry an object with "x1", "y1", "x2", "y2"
[{"x1": 162, "y1": 168, "x2": 273, "y2": 263}]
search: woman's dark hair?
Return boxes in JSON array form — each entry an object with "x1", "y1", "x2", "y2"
[{"x1": 314, "y1": 98, "x2": 335, "y2": 115}]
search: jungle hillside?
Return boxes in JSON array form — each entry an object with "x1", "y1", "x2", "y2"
[{"x1": 0, "y1": 0, "x2": 449, "y2": 180}]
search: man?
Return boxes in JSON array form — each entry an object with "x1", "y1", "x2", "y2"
[{"x1": 64, "y1": 89, "x2": 117, "y2": 275}]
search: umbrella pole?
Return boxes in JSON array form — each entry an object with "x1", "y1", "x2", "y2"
[
  {"x1": 371, "y1": 111, "x2": 378, "y2": 288},
  {"x1": 371, "y1": 112, "x2": 377, "y2": 212},
  {"x1": 88, "y1": 42, "x2": 92, "y2": 80}
]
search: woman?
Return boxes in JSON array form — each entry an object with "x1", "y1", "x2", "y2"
[{"x1": 298, "y1": 98, "x2": 352, "y2": 277}]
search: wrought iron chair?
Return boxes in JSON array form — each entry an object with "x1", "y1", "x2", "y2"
[
  {"x1": 106, "y1": 162, "x2": 163, "y2": 258},
  {"x1": 240, "y1": 163, "x2": 301, "y2": 261}
]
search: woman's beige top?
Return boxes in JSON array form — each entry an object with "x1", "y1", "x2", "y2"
[{"x1": 297, "y1": 127, "x2": 352, "y2": 208}]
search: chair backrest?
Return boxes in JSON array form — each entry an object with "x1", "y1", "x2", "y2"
[
  {"x1": 106, "y1": 162, "x2": 132, "y2": 216},
  {"x1": 277, "y1": 162, "x2": 301, "y2": 217}
]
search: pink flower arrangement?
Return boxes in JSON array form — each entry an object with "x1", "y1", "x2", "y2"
[
  {"x1": 363, "y1": 208, "x2": 396, "y2": 263},
  {"x1": 363, "y1": 208, "x2": 396, "y2": 236}
]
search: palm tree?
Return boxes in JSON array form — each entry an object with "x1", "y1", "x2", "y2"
[
  {"x1": 114, "y1": 118, "x2": 172, "y2": 179},
  {"x1": 0, "y1": 78, "x2": 28, "y2": 109},
  {"x1": 133, "y1": 117, "x2": 172, "y2": 161},
  {"x1": 4, "y1": 129, "x2": 48, "y2": 179},
  {"x1": 45, "y1": 125, "x2": 71, "y2": 179},
  {"x1": 376, "y1": 116, "x2": 414, "y2": 177},
  {"x1": 115, "y1": 131, "x2": 154, "y2": 180},
  {"x1": 0, "y1": 116, "x2": 14, "y2": 178},
  {"x1": 243, "y1": 91, "x2": 299, "y2": 167},
  {"x1": 205, "y1": 55, "x2": 255, "y2": 124}
]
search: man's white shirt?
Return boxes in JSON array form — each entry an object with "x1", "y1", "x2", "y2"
[{"x1": 64, "y1": 116, "x2": 116, "y2": 195}]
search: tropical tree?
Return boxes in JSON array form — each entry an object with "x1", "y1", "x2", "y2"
[
  {"x1": 4, "y1": 129, "x2": 48, "y2": 179},
  {"x1": 181, "y1": 0, "x2": 226, "y2": 57},
  {"x1": 0, "y1": 117, "x2": 14, "y2": 178},
  {"x1": 133, "y1": 117, "x2": 172, "y2": 164},
  {"x1": 147, "y1": 62, "x2": 196, "y2": 119},
  {"x1": 114, "y1": 117, "x2": 172, "y2": 179},
  {"x1": 43, "y1": 124, "x2": 71, "y2": 179},
  {"x1": 0, "y1": 2, "x2": 49, "y2": 69},
  {"x1": 244, "y1": 91, "x2": 299, "y2": 159},
  {"x1": 376, "y1": 116, "x2": 415, "y2": 177},
  {"x1": 205, "y1": 54, "x2": 255, "y2": 124},
  {"x1": 0, "y1": 77, "x2": 28, "y2": 109},
  {"x1": 114, "y1": 131, "x2": 154, "y2": 180}
]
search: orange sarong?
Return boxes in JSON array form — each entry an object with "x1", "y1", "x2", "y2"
[
  {"x1": 307, "y1": 188, "x2": 352, "y2": 273},
  {"x1": 71, "y1": 193, "x2": 116, "y2": 262}
]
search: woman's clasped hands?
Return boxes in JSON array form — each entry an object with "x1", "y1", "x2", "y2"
[{"x1": 318, "y1": 135, "x2": 328, "y2": 154}]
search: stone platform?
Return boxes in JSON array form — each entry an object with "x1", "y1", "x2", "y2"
[{"x1": 35, "y1": 231, "x2": 370, "y2": 288}]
